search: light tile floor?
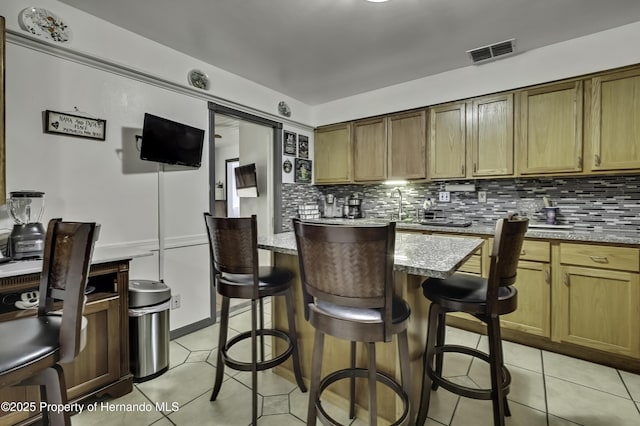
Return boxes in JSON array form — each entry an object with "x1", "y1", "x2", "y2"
[{"x1": 72, "y1": 302, "x2": 640, "y2": 425}]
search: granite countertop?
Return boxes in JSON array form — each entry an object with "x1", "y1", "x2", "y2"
[
  {"x1": 258, "y1": 230, "x2": 483, "y2": 279},
  {"x1": 303, "y1": 218, "x2": 640, "y2": 245},
  {"x1": 0, "y1": 246, "x2": 153, "y2": 279}
]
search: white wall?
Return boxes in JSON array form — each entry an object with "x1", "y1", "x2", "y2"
[
  {"x1": 0, "y1": 0, "x2": 313, "y2": 332},
  {"x1": 312, "y1": 20, "x2": 640, "y2": 125}
]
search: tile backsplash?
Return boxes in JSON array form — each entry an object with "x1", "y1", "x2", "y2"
[{"x1": 281, "y1": 175, "x2": 640, "y2": 232}]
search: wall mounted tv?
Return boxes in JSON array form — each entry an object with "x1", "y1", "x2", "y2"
[
  {"x1": 140, "y1": 113, "x2": 205, "y2": 168},
  {"x1": 235, "y1": 163, "x2": 259, "y2": 198}
]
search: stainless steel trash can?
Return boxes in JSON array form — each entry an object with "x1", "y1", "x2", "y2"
[{"x1": 129, "y1": 279, "x2": 171, "y2": 382}]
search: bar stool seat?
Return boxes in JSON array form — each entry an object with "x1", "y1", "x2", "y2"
[{"x1": 416, "y1": 215, "x2": 528, "y2": 426}]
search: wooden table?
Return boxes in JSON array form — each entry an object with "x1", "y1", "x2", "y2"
[{"x1": 258, "y1": 230, "x2": 483, "y2": 422}]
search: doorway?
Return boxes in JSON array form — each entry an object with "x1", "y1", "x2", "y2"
[{"x1": 208, "y1": 103, "x2": 284, "y2": 319}]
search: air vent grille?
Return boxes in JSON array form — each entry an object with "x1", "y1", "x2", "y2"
[{"x1": 467, "y1": 39, "x2": 515, "y2": 64}]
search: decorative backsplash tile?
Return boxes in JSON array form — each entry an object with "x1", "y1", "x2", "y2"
[{"x1": 281, "y1": 175, "x2": 640, "y2": 232}]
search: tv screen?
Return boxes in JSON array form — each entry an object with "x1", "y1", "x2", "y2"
[
  {"x1": 235, "y1": 163, "x2": 259, "y2": 197},
  {"x1": 140, "y1": 113, "x2": 205, "y2": 168}
]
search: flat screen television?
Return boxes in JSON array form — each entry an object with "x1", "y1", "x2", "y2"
[
  {"x1": 140, "y1": 113, "x2": 205, "y2": 168},
  {"x1": 235, "y1": 163, "x2": 259, "y2": 197}
]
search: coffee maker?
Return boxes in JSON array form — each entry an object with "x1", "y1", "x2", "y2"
[
  {"x1": 7, "y1": 191, "x2": 46, "y2": 259},
  {"x1": 323, "y1": 194, "x2": 336, "y2": 218},
  {"x1": 347, "y1": 194, "x2": 363, "y2": 218}
]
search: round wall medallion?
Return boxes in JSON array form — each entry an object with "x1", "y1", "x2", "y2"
[
  {"x1": 283, "y1": 159, "x2": 293, "y2": 174},
  {"x1": 278, "y1": 101, "x2": 291, "y2": 117},
  {"x1": 188, "y1": 69, "x2": 210, "y2": 90},
  {"x1": 19, "y1": 7, "x2": 72, "y2": 43}
]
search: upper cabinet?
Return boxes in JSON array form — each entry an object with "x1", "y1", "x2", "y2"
[
  {"x1": 428, "y1": 102, "x2": 467, "y2": 180},
  {"x1": 314, "y1": 123, "x2": 352, "y2": 184},
  {"x1": 589, "y1": 68, "x2": 640, "y2": 171},
  {"x1": 518, "y1": 81, "x2": 583, "y2": 175},
  {"x1": 470, "y1": 93, "x2": 514, "y2": 177},
  {"x1": 429, "y1": 94, "x2": 513, "y2": 180},
  {"x1": 353, "y1": 117, "x2": 387, "y2": 182},
  {"x1": 387, "y1": 110, "x2": 426, "y2": 180}
]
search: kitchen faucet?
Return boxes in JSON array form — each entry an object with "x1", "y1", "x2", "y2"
[{"x1": 391, "y1": 187, "x2": 404, "y2": 220}]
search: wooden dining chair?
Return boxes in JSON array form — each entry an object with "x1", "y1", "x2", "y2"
[
  {"x1": 416, "y1": 215, "x2": 528, "y2": 426},
  {"x1": 0, "y1": 219, "x2": 97, "y2": 426}
]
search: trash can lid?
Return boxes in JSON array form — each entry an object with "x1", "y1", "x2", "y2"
[{"x1": 129, "y1": 279, "x2": 171, "y2": 308}]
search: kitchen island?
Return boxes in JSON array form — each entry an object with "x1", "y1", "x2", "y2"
[{"x1": 258, "y1": 229, "x2": 483, "y2": 422}]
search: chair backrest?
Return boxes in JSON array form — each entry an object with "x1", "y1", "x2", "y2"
[
  {"x1": 37, "y1": 219, "x2": 97, "y2": 363},
  {"x1": 293, "y1": 219, "x2": 396, "y2": 332},
  {"x1": 203, "y1": 213, "x2": 260, "y2": 295},
  {"x1": 486, "y1": 215, "x2": 529, "y2": 310}
]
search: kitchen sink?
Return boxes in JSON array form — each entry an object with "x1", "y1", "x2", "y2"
[{"x1": 419, "y1": 220, "x2": 472, "y2": 227}]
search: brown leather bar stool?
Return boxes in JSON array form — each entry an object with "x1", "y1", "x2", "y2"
[
  {"x1": 203, "y1": 213, "x2": 306, "y2": 425},
  {"x1": 0, "y1": 219, "x2": 97, "y2": 426},
  {"x1": 293, "y1": 219, "x2": 411, "y2": 426},
  {"x1": 416, "y1": 215, "x2": 529, "y2": 426}
]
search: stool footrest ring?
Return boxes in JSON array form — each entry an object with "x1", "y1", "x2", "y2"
[
  {"x1": 315, "y1": 367, "x2": 410, "y2": 426},
  {"x1": 221, "y1": 328, "x2": 294, "y2": 372},
  {"x1": 429, "y1": 344, "x2": 511, "y2": 400}
]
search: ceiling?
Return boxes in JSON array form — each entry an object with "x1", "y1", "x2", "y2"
[{"x1": 59, "y1": 0, "x2": 640, "y2": 105}]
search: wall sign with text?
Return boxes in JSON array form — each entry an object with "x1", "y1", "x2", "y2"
[{"x1": 44, "y1": 110, "x2": 106, "y2": 141}]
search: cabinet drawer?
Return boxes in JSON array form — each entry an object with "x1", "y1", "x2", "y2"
[
  {"x1": 560, "y1": 243, "x2": 639, "y2": 272},
  {"x1": 519, "y1": 240, "x2": 550, "y2": 262}
]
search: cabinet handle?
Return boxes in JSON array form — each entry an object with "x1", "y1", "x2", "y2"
[
  {"x1": 473, "y1": 163, "x2": 477, "y2": 173},
  {"x1": 577, "y1": 156, "x2": 583, "y2": 168},
  {"x1": 545, "y1": 270, "x2": 550, "y2": 284},
  {"x1": 461, "y1": 164, "x2": 465, "y2": 175},
  {"x1": 564, "y1": 273, "x2": 570, "y2": 286},
  {"x1": 589, "y1": 255, "x2": 609, "y2": 264},
  {"x1": 520, "y1": 250, "x2": 526, "y2": 256},
  {"x1": 595, "y1": 155, "x2": 601, "y2": 167}
]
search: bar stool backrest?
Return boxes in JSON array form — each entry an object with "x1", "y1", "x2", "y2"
[
  {"x1": 293, "y1": 220, "x2": 396, "y2": 337},
  {"x1": 486, "y1": 215, "x2": 529, "y2": 312}
]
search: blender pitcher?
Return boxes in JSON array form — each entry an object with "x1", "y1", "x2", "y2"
[{"x1": 7, "y1": 191, "x2": 46, "y2": 259}]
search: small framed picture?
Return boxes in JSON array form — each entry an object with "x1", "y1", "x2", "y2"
[
  {"x1": 295, "y1": 158, "x2": 312, "y2": 183},
  {"x1": 283, "y1": 131, "x2": 297, "y2": 156},
  {"x1": 298, "y1": 135, "x2": 309, "y2": 159}
]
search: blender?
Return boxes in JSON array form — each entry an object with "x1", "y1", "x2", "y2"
[{"x1": 7, "y1": 191, "x2": 46, "y2": 259}]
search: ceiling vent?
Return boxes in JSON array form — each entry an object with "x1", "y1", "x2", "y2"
[{"x1": 467, "y1": 39, "x2": 515, "y2": 64}]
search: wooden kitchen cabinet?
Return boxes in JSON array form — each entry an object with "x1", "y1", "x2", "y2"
[
  {"x1": 553, "y1": 243, "x2": 640, "y2": 357},
  {"x1": 470, "y1": 93, "x2": 514, "y2": 177},
  {"x1": 314, "y1": 123, "x2": 352, "y2": 183},
  {"x1": 387, "y1": 110, "x2": 426, "y2": 180},
  {"x1": 0, "y1": 260, "x2": 132, "y2": 426},
  {"x1": 589, "y1": 68, "x2": 640, "y2": 171},
  {"x1": 428, "y1": 102, "x2": 467, "y2": 179},
  {"x1": 518, "y1": 81, "x2": 583, "y2": 175},
  {"x1": 352, "y1": 116, "x2": 387, "y2": 181}
]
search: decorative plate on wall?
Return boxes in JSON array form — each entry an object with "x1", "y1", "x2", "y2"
[
  {"x1": 278, "y1": 101, "x2": 291, "y2": 117},
  {"x1": 19, "y1": 7, "x2": 72, "y2": 43},
  {"x1": 188, "y1": 69, "x2": 210, "y2": 90}
]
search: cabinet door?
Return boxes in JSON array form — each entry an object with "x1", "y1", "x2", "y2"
[
  {"x1": 471, "y1": 94, "x2": 514, "y2": 177},
  {"x1": 553, "y1": 266, "x2": 640, "y2": 357},
  {"x1": 314, "y1": 123, "x2": 352, "y2": 183},
  {"x1": 353, "y1": 117, "x2": 387, "y2": 181},
  {"x1": 62, "y1": 297, "x2": 121, "y2": 400},
  {"x1": 519, "y1": 81, "x2": 583, "y2": 174},
  {"x1": 501, "y1": 261, "x2": 550, "y2": 337},
  {"x1": 590, "y1": 68, "x2": 640, "y2": 171},
  {"x1": 387, "y1": 111, "x2": 426, "y2": 180},
  {"x1": 428, "y1": 102, "x2": 466, "y2": 179}
]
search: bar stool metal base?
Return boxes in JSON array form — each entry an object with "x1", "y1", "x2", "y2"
[
  {"x1": 221, "y1": 328, "x2": 294, "y2": 372},
  {"x1": 315, "y1": 367, "x2": 410, "y2": 426}
]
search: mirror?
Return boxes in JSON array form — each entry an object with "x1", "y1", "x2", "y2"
[{"x1": 0, "y1": 16, "x2": 5, "y2": 205}]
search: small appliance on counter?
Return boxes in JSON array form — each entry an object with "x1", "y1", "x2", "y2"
[
  {"x1": 323, "y1": 194, "x2": 336, "y2": 218},
  {"x1": 347, "y1": 194, "x2": 363, "y2": 219},
  {"x1": 7, "y1": 191, "x2": 46, "y2": 260}
]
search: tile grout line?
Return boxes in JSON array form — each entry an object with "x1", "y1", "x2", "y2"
[
  {"x1": 617, "y1": 369, "x2": 640, "y2": 416},
  {"x1": 541, "y1": 348, "x2": 550, "y2": 426}
]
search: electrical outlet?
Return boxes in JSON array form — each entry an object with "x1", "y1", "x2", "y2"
[
  {"x1": 478, "y1": 191, "x2": 487, "y2": 203},
  {"x1": 438, "y1": 191, "x2": 450, "y2": 202},
  {"x1": 171, "y1": 294, "x2": 181, "y2": 310}
]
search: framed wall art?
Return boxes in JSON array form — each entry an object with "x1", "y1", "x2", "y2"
[
  {"x1": 283, "y1": 130, "x2": 296, "y2": 156},
  {"x1": 298, "y1": 135, "x2": 309, "y2": 159},
  {"x1": 44, "y1": 110, "x2": 106, "y2": 140},
  {"x1": 295, "y1": 158, "x2": 312, "y2": 183}
]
